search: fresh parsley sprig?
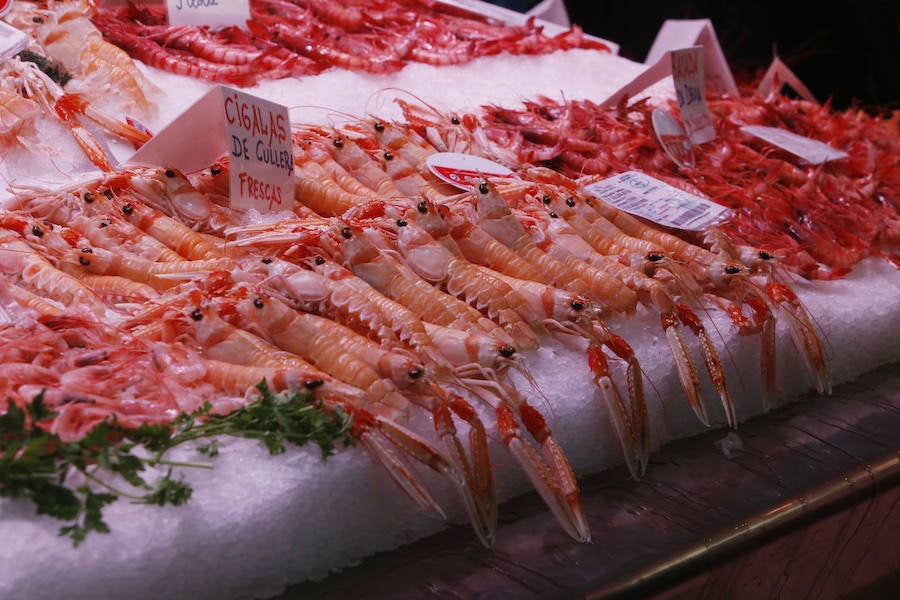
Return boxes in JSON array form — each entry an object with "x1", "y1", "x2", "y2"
[{"x1": 1, "y1": 383, "x2": 355, "y2": 546}]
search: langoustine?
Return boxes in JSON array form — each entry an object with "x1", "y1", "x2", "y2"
[{"x1": 3, "y1": 83, "x2": 867, "y2": 546}]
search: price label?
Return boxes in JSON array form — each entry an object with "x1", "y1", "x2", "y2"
[
  {"x1": 165, "y1": 0, "x2": 250, "y2": 29},
  {"x1": 671, "y1": 46, "x2": 715, "y2": 145},
  {"x1": 225, "y1": 88, "x2": 293, "y2": 211},
  {"x1": 740, "y1": 125, "x2": 848, "y2": 165},
  {"x1": 127, "y1": 85, "x2": 293, "y2": 213},
  {"x1": 0, "y1": 20, "x2": 28, "y2": 61},
  {"x1": 426, "y1": 152, "x2": 517, "y2": 190},
  {"x1": 581, "y1": 171, "x2": 731, "y2": 231}
]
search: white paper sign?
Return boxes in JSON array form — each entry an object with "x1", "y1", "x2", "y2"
[
  {"x1": 600, "y1": 19, "x2": 736, "y2": 109},
  {"x1": 645, "y1": 19, "x2": 737, "y2": 96},
  {"x1": 741, "y1": 126, "x2": 848, "y2": 165},
  {"x1": 224, "y1": 87, "x2": 293, "y2": 211},
  {"x1": 0, "y1": 21, "x2": 29, "y2": 61},
  {"x1": 755, "y1": 57, "x2": 818, "y2": 104},
  {"x1": 582, "y1": 171, "x2": 731, "y2": 231},
  {"x1": 165, "y1": 0, "x2": 250, "y2": 29},
  {"x1": 127, "y1": 85, "x2": 293, "y2": 213},
  {"x1": 671, "y1": 46, "x2": 715, "y2": 145},
  {"x1": 426, "y1": 152, "x2": 517, "y2": 190}
]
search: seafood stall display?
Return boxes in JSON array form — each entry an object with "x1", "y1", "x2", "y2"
[{"x1": 0, "y1": 1, "x2": 898, "y2": 599}]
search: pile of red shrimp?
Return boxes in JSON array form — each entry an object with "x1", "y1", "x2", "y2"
[
  {"x1": 458, "y1": 92, "x2": 900, "y2": 280},
  {"x1": 90, "y1": 0, "x2": 609, "y2": 86}
]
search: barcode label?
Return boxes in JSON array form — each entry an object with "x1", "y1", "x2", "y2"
[{"x1": 581, "y1": 171, "x2": 731, "y2": 231}]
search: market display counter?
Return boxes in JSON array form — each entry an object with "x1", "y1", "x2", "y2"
[
  {"x1": 1, "y1": 3, "x2": 898, "y2": 599},
  {"x1": 286, "y1": 361, "x2": 900, "y2": 599}
]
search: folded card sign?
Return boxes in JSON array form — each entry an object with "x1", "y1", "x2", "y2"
[{"x1": 127, "y1": 85, "x2": 294, "y2": 213}]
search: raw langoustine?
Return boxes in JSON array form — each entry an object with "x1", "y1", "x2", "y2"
[{"x1": 87, "y1": 0, "x2": 609, "y2": 85}]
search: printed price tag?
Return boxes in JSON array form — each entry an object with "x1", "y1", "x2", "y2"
[
  {"x1": 165, "y1": 0, "x2": 250, "y2": 29},
  {"x1": 741, "y1": 125, "x2": 847, "y2": 165},
  {"x1": 581, "y1": 171, "x2": 731, "y2": 231},
  {"x1": 426, "y1": 152, "x2": 517, "y2": 190},
  {"x1": 127, "y1": 85, "x2": 293, "y2": 213},
  {"x1": 671, "y1": 46, "x2": 715, "y2": 145},
  {"x1": 651, "y1": 109, "x2": 695, "y2": 168},
  {"x1": 0, "y1": 20, "x2": 29, "y2": 61}
]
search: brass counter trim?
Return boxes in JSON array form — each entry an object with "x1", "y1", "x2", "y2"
[{"x1": 586, "y1": 448, "x2": 900, "y2": 598}]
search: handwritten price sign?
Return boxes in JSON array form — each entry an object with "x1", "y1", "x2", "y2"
[
  {"x1": 126, "y1": 85, "x2": 293, "y2": 214},
  {"x1": 671, "y1": 46, "x2": 715, "y2": 145},
  {"x1": 165, "y1": 0, "x2": 250, "y2": 29},
  {"x1": 225, "y1": 88, "x2": 293, "y2": 212}
]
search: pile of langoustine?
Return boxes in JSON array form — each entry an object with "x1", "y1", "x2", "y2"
[
  {"x1": 422, "y1": 91, "x2": 900, "y2": 281},
  {"x1": 83, "y1": 0, "x2": 608, "y2": 86},
  {"x1": 2, "y1": 96, "x2": 833, "y2": 544},
  {"x1": 1, "y1": 0, "x2": 159, "y2": 169}
]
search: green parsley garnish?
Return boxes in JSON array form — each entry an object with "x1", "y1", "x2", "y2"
[{"x1": 1, "y1": 383, "x2": 354, "y2": 546}]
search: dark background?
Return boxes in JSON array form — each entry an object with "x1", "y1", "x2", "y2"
[{"x1": 504, "y1": 0, "x2": 900, "y2": 113}]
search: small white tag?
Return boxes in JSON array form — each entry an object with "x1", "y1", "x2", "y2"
[
  {"x1": 165, "y1": 0, "x2": 250, "y2": 29},
  {"x1": 741, "y1": 125, "x2": 848, "y2": 165},
  {"x1": 127, "y1": 85, "x2": 293, "y2": 213},
  {"x1": 426, "y1": 152, "x2": 517, "y2": 191},
  {"x1": 0, "y1": 21, "x2": 29, "y2": 61},
  {"x1": 582, "y1": 171, "x2": 731, "y2": 231},
  {"x1": 651, "y1": 109, "x2": 695, "y2": 168},
  {"x1": 671, "y1": 46, "x2": 715, "y2": 145}
]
